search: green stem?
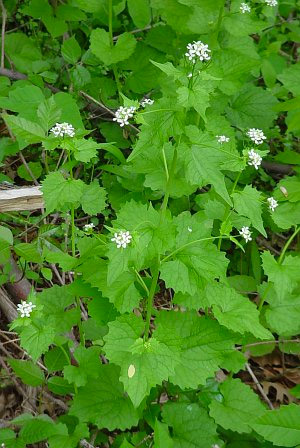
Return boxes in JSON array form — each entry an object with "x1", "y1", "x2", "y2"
[
  {"x1": 218, "y1": 170, "x2": 242, "y2": 250},
  {"x1": 135, "y1": 269, "x2": 149, "y2": 295},
  {"x1": 258, "y1": 226, "x2": 300, "y2": 311},
  {"x1": 258, "y1": 282, "x2": 272, "y2": 312},
  {"x1": 144, "y1": 262, "x2": 160, "y2": 341},
  {"x1": 68, "y1": 149, "x2": 84, "y2": 346},
  {"x1": 278, "y1": 226, "x2": 300, "y2": 265},
  {"x1": 161, "y1": 144, "x2": 178, "y2": 214},
  {"x1": 108, "y1": 0, "x2": 113, "y2": 45}
]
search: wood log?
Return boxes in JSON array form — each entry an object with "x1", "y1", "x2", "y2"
[{"x1": 0, "y1": 186, "x2": 44, "y2": 212}]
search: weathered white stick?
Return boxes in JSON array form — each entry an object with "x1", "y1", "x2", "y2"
[{"x1": 0, "y1": 186, "x2": 44, "y2": 212}]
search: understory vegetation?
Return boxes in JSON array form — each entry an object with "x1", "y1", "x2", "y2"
[{"x1": 0, "y1": 0, "x2": 300, "y2": 447}]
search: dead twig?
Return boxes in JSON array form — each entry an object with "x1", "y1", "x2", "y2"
[{"x1": 245, "y1": 362, "x2": 274, "y2": 410}]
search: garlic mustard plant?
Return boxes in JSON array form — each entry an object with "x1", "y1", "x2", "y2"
[
  {"x1": 111, "y1": 230, "x2": 132, "y2": 248},
  {"x1": 17, "y1": 301, "x2": 36, "y2": 318},
  {"x1": 113, "y1": 106, "x2": 136, "y2": 127},
  {"x1": 240, "y1": 2, "x2": 251, "y2": 13},
  {"x1": 247, "y1": 128, "x2": 267, "y2": 145},
  {"x1": 185, "y1": 41, "x2": 211, "y2": 63},
  {"x1": 267, "y1": 197, "x2": 278, "y2": 211},
  {"x1": 248, "y1": 149, "x2": 263, "y2": 169},
  {"x1": 239, "y1": 226, "x2": 252, "y2": 242},
  {"x1": 50, "y1": 122, "x2": 75, "y2": 137},
  {"x1": 216, "y1": 135, "x2": 230, "y2": 144}
]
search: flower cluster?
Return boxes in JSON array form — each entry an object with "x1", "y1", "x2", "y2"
[
  {"x1": 17, "y1": 301, "x2": 36, "y2": 318},
  {"x1": 265, "y1": 0, "x2": 277, "y2": 6},
  {"x1": 141, "y1": 98, "x2": 154, "y2": 107},
  {"x1": 267, "y1": 197, "x2": 278, "y2": 212},
  {"x1": 113, "y1": 106, "x2": 136, "y2": 127},
  {"x1": 248, "y1": 149, "x2": 263, "y2": 169},
  {"x1": 50, "y1": 122, "x2": 75, "y2": 138},
  {"x1": 185, "y1": 41, "x2": 211, "y2": 64},
  {"x1": 111, "y1": 230, "x2": 132, "y2": 249},
  {"x1": 239, "y1": 226, "x2": 252, "y2": 243},
  {"x1": 217, "y1": 135, "x2": 230, "y2": 144},
  {"x1": 247, "y1": 128, "x2": 266, "y2": 145},
  {"x1": 83, "y1": 223, "x2": 95, "y2": 232},
  {"x1": 240, "y1": 2, "x2": 251, "y2": 13}
]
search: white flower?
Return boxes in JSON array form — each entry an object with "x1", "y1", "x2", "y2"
[
  {"x1": 83, "y1": 223, "x2": 95, "y2": 232},
  {"x1": 113, "y1": 106, "x2": 136, "y2": 127},
  {"x1": 17, "y1": 301, "x2": 36, "y2": 318},
  {"x1": 185, "y1": 41, "x2": 211, "y2": 64},
  {"x1": 141, "y1": 98, "x2": 154, "y2": 107},
  {"x1": 265, "y1": 0, "x2": 278, "y2": 6},
  {"x1": 188, "y1": 227, "x2": 193, "y2": 232},
  {"x1": 248, "y1": 149, "x2": 263, "y2": 169},
  {"x1": 240, "y1": 2, "x2": 251, "y2": 13},
  {"x1": 247, "y1": 128, "x2": 267, "y2": 145},
  {"x1": 267, "y1": 197, "x2": 278, "y2": 212},
  {"x1": 239, "y1": 226, "x2": 252, "y2": 243},
  {"x1": 50, "y1": 122, "x2": 75, "y2": 138},
  {"x1": 217, "y1": 135, "x2": 230, "y2": 144},
  {"x1": 187, "y1": 72, "x2": 193, "y2": 78},
  {"x1": 111, "y1": 230, "x2": 132, "y2": 249}
]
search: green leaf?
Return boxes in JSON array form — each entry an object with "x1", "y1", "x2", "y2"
[
  {"x1": 205, "y1": 283, "x2": 272, "y2": 340},
  {"x1": 20, "y1": 322, "x2": 56, "y2": 361},
  {"x1": 44, "y1": 346, "x2": 70, "y2": 373},
  {"x1": 37, "y1": 96, "x2": 61, "y2": 132},
  {"x1": 177, "y1": 84, "x2": 211, "y2": 121},
  {"x1": 0, "y1": 225, "x2": 13, "y2": 246},
  {"x1": 71, "y1": 65, "x2": 91, "y2": 88},
  {"x1": 63, "y1": 138, "x2": 100, "y2": 162},
  {"x1": 278, "y1": 63, "x2": 300, "y2": 96},
  {"x1": 209, "y1": 378, "x2": 265, "y2": 434},
  {"x1": 8, "y1": 359, "x2": 45, "y2": 386},
  {"x1": 154, "y1": 311, "x2": 237, "y2": 389},
  {"x1": 90, "y1": 29, "x2": 136, "y2": 66},
  {"x1": 252, "y1": 404, "x2": 300, "y2": 447},
  {"x1": 261, "y1": 252, "x2": 300, "y2": 300},
  {"x1": 154, "y1": 420, "x2": 174, "y2": 448},
  {"x1": 47, "y1": 376, "x2": 74, "y2": 395},
  {"x1": 53, "y1": 92, "x2": 83, "y2": 130},
  {"x1": 162, "y1": 402, "x2": 220, "y2": 448},
  {"x1": 63, "y1": 346, "x2": 101, "y2": 387},
  {"x1": 17, "y1": 415, "x2": 67, "y2": 444},
  {"x1": 233, "y1": 185, "x2": 266, "y2": 237},
  {"x1": 69, "y1": 364, "x2": 139, "y2": 430},
  {"x1": 160, "y1": 212, "x2": 228, "y2": 296},
  {"x1": 107, "y1": 200, "x2": 174, "y2": 284},
  {"x1": 17, "y1": 161, "x2": 42, "y2": 181},
  {"x1": 263, "y1": 286, "x2": 300, "y2": 337},
  {"x1": 81, "y1": 181, "x2": 107, "y2": 215},
  {"x1": 2, "y1": 113, "x2": 45, "y2": 149},
  {"x1": 61, "y1": 36, "x2": 81, "y2": 65},
  {"x1": 14, "y1": 243, "x2": 42, "y2": 263},
  {"x1": 226, "y1": 85, "x2": 278, "y2": 129},
  {"x1": 185, "y1": 128, "x2": 232, "y2": 204},
  {"x1": 127, "y1": 0, "x2": 150, "y2": 27},
  {"x1": 104, "y1": 314, "x2": 179, "y2": 407},
  {"x1": 0, "y1": 85, "x2": 45, "y2": 121},
  {"x1": 38, "y1": 284, "x2": 79, "y2": 333},
  {"x1": 41, "y1": 171, "x2": 85, "y2": 213}
]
